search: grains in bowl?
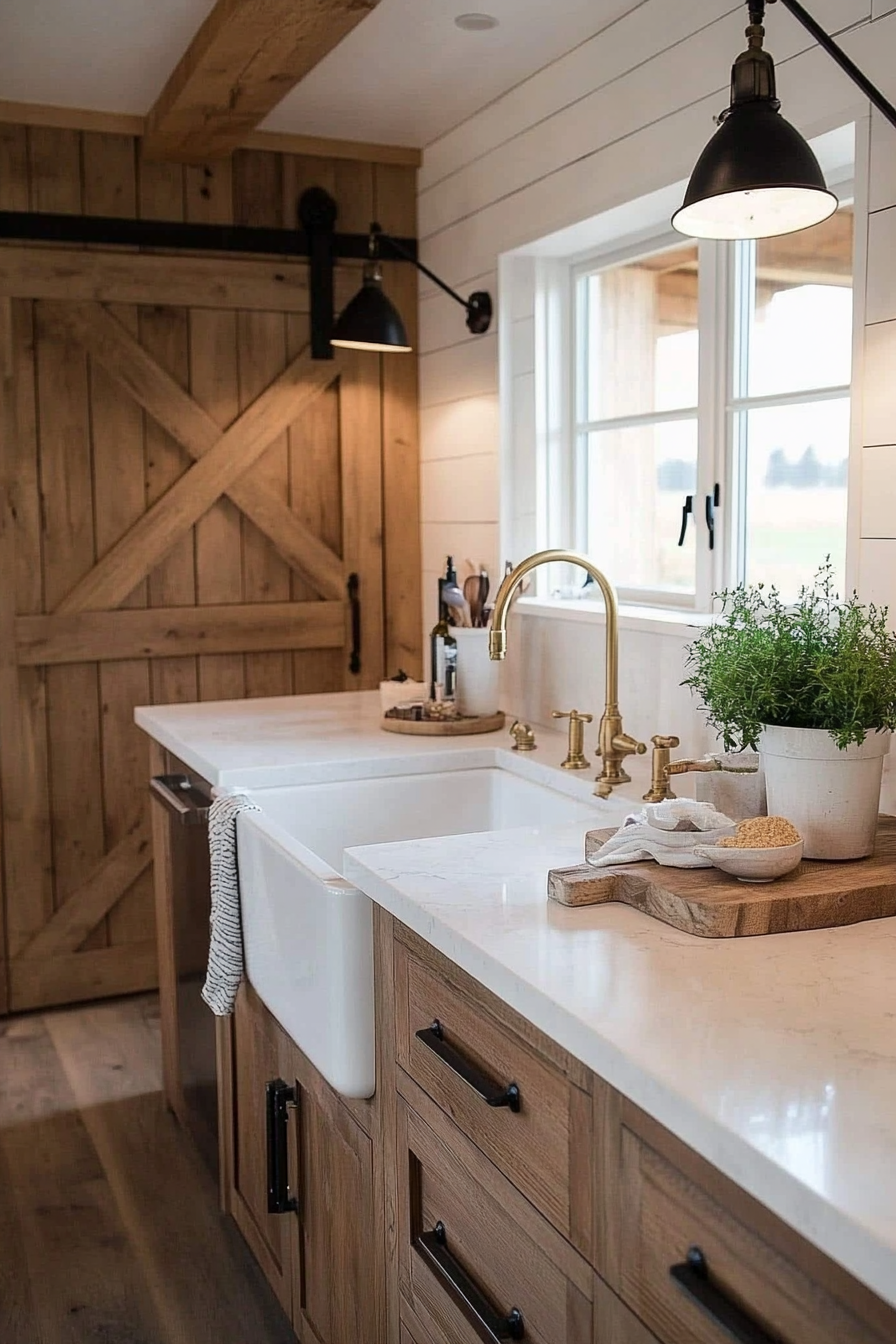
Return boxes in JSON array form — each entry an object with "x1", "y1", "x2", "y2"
[{"x1": 717, "y1": 816, "x2": 801, "y2": 849}]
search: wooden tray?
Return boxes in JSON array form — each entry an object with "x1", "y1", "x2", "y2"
[
  {"x1": 547, "y1": 816, "x2": 896, "y2": 938},
  {"x1": 380, "y1": 710, "x2": 505, "y2": 737}
]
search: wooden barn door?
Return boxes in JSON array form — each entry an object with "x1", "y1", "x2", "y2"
[{"x1": 0, "y1": 275, "x2": 385, "y2": 1014}]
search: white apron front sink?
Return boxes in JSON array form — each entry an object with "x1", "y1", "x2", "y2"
[{"x1": 236, "y1": 767, "x2": 604, "y2": 1098}]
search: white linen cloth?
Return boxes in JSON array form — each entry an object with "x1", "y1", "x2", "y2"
[
  {"x1": 202, "y1": 790, "x2": 260, "y2": 1015},
  {"x1": 587, "y1": 798, "x2": 736, "y2": 869}
]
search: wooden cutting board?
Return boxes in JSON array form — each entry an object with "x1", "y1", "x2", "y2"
[{"x1": 547, "y1": 816, "x2": 896, "y2": 938}]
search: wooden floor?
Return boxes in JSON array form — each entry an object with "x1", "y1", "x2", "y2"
[{"x1": 0, "y1": 993, "x2": 296, "y2": 1344}]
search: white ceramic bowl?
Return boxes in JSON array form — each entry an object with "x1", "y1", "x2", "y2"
[{"x1": 693, "y1": 839, "x2": 804, "y2": 884}]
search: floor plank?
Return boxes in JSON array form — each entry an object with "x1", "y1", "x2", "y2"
[{"x1": 0, "y1": 995, "x2": 296, "y2": 1344}]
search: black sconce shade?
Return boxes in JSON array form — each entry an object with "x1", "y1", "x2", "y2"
[{"x1": 331, "y1": 264, "x2": 412, "y2": 352}]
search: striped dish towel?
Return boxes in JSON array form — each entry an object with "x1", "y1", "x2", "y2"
[{"x1": 202, "y1": 791, "x2": 260, "y2": 1016}]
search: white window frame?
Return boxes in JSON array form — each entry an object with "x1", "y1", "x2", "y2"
[{"x1": 561, "y1": 171, "x2": 856, "y2": 615}]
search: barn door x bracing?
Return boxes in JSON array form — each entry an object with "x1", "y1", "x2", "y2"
[{"x1": 0, "y1": 249, "x2": 386, "y2": 1013}]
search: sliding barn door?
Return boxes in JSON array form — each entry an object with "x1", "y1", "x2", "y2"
[{"x1": 0, "y1": 278, "x2": 385, "y2": 1013}]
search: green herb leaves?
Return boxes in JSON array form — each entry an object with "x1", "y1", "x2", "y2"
[{"x1": 683, "y1": 561, "x2": 896, "y2": 751}]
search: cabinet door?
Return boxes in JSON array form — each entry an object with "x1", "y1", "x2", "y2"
[
  {"x1": 287, "y1": 1042, "x2": 380, "y2": 1344},
  {"x1": 227, "y1": 985, "x2": 294, "y2": 1315}
]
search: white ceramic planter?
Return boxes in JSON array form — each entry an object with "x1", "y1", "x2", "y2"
[{"x1": 758, "y1": 725, "x2": 891, "y2": 860}]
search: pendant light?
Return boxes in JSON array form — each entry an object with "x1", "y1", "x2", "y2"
[
  {"x1": 332, "y1": 223, "x2": 492, "y2": 354},
  {"x1": 674, "y1": 0, "x2": 896, "y2": 241}
]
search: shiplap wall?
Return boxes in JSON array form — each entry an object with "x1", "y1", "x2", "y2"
[{"x1": 418, "y1": 0, "x2": 896, "y2": 772}]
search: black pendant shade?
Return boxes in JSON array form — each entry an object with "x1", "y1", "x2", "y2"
[
  {"x1": 331, "y1": 263, "x2": 412, "y2": 352},
  {"x1": 673, "y1": 2, "x2": 853, "y2": 240},
  {"x1": 673, "y1": 98, "x2": 837, "y2": 239}
]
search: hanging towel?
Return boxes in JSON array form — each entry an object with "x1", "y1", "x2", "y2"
[
  {"x1": 202, "y1": 791, "x2": 261, "y2": 1015},
  {"x1": 587, "y1": 798, "x2": 736, "y2": 869}
]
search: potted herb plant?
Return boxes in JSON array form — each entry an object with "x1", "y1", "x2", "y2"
[{"x1": 683, "y1": 563, "x2": 896, "y2": 860}]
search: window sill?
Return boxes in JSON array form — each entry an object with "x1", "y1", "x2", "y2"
[{"x1": 513, "y1": 595, "x2": 714, "y2": 637}]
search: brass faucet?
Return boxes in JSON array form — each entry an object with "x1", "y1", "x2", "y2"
[{"x1": 489, "y1": 549, "x2": 646, "y2": 798}]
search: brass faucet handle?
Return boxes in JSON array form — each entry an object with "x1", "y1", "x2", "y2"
[
  {"x1": 552, "y1": 709, "x2": 592, "y2": 770},
  {"x1": 509, "y1": 720, "x2": 537, "y2": 752},
  {"x1": 611, "y1": 731, "x2": 647, "y2": 759},
  {"x1": 644, "y1": 734, "x2": 681, "y2": 803}
]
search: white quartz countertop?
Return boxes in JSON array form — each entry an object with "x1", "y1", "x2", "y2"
[
  {"x1": 134, "y1": 689, "x2": 641, "y2": 799},
  {"x1": 136, "y1": 689, "x2": 896, "y2": 1310},
  {"x1": 345, "y1": 823, "x2": 896, "y2": 1311}
]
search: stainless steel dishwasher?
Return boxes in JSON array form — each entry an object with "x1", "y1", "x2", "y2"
[{"x1": 149, "y1": 773, "x2": 217, "y2": 1176}]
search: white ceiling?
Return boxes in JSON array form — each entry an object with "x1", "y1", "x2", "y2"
[{"x1": 0, "y1": 0, "x2": 641, "y2": 148}]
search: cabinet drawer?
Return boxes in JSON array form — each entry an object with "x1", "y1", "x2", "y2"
[
  {"x1": 593, "y1": 1277, "x2": 660, "y2": 1344},
  {"x1": 620, "y1": 1127, "x2": 893, "y2": 1344},
  {"x1": 395, "y1": 936, "x2": 591, "y2": 1248},
  {"x1": 398, "y1": 1090, "x2": 593, "y2": 1344}
]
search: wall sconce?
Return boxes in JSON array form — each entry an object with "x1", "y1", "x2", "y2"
[
  {"x1": 332, "y1": 223, "x2": 492, "y2": 354},
  {"x1": 300, "y1": 188, "x2": 492, "y2": 358},
  {"x1": 673, "y1": 0, "x2": 896, "y2": 240}
]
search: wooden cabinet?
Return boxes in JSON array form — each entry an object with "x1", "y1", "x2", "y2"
[
  {"x1": 394, "y1": 927, "x2": 594, "y2": 1257},
  {"x1": 396, "y1": 1085, "x2": 593, "y2": 1344},
  {"x1": 389, "y1": 923, "x2": 896, "y2": 1344},
  {"x1": 158, "y1": 882, "x2": 896, "y2": 1344},
  {"x1": 226, "y1": 984, "x2": 293, "y2": 1313},
  {"x1": 616, "y1": 1112, "x2": 896, "y2": 1344},
  {"x1": 288, "y1": 1036, "x2": 379, "y2": 1344},
  {"x1": 220, "y1": 983, "x2": 382, "y2": 1343}
]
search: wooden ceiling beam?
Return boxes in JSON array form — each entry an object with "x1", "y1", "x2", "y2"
[{"x1": 143, "y1": 0, "x2": 381, "y2": 163}]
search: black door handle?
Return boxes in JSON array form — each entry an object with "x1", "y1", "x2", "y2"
[
  {"x1": 705, "y1": 483, "x2": 720, "y2": 551},
  {"x1": 416, "y1": 1222, "x2": 525, "y2": 1342},
  {"x1": 265, "y1": 1078, "x2": 297, "y2": 1214},
  {"x1": 670, "y1": 1246, "x2": 777, "y2": 1344},
  {"x1": 678, "y1": 494, "x2": 694, "y2": 547},
  {"x1": 416, "y1": 1021, "x2": 520, "y2": 1112},
  {"x1": 347, "y1": 571, "x2": 361, "y2": 675}
]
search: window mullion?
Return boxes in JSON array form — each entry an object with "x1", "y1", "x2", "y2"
[{"x1": 695, "y1": 239, "x2": 724, "y2": 609}]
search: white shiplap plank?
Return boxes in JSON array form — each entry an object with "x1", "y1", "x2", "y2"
[
  {"x1": 861, "y1": 446, "x2": 896, "y2": 537},
  {"x1": 420, "y1": 395, "x2": 500, "y2": 462},
  {"x1": 421, "y1": 453, "x2": 499, "y2": 524},
  {"x1": 419, "y1": 332, "x2": 498, "y2": 408},
  {"x1": 858, "y1": 537, "x2": 896, "y2": 614},
  {"x1": 862, "y1": 319, "x2": 896, "y2": 442},
  {"x1": 868, "y1": 107, "x2": 896, "y2": 212},
  {"x1": 866, "y1": 206, "x2": 896, "y2": 323}
]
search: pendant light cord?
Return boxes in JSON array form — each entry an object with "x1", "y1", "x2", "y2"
[{"x1": 769, "y1": 0, "x2": 896, "y2": 130}]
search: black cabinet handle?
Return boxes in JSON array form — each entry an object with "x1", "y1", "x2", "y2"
[
  {"x1": 705, "y1": 483, "x2": 720, "y2": 551},
  {"x1": 415, "y1": 1021, "x2": 520, "y2": 1113},
  {"x1": 416, "y1": 1222, "x2": 525, "y2": 1342},
  {"x1": 265, "y1": 1078, "x2": 297, "y2": 1214},
  {"x1": 347, "y1": 571, "x2": 361, "y2": 675},
  {"x1": 670, "y1": 1246, "x2": 777, "y2": 1344},
  {"x1": 678, "y1": 494, "x2": 694, "y2": 547}
]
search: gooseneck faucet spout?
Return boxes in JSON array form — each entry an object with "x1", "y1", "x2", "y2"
[{"x1": 488, "y1": 549, "x2": 646, "y2": 798}]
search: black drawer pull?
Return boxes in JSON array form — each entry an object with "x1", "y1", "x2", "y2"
[
  {"x1": 417, "y1": 1222, "x2": 525, "y2": 1342},
  {"x1": 415, "y1": 1021, "x2": 521, "y2": 1113},
  {"x1": 670, "y1": 1246, "x2": 778, "y2": 1344},
  {"x1": 265, "y1": 1078, "x2": 297, "y2": 1214}
]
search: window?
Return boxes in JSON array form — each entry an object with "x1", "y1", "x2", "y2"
[{"x1": 572, "y1": 204, "x2": 854, "y2": 608}]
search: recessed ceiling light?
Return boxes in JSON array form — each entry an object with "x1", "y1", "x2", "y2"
[{"x1": 455, "y1": 13, "x2": 499, "y2": 31}]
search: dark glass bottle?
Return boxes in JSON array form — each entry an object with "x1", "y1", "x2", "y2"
[{"x1": 429, "y1": 557, "x2": 458, "y2": 703}]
